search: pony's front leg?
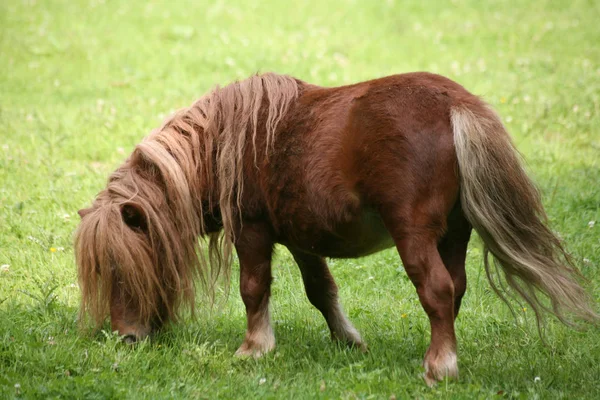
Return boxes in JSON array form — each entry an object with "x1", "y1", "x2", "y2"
[{"x1": 234, "y1": 222, "x2": 276, "y2": 358}]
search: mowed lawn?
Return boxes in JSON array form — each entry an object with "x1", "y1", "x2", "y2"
[{"x1": 1, "y1": 0, "x2": 599, "y2": 398}]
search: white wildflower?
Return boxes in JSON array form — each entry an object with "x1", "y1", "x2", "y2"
[
  {"x1": 477, "y1": 58, "x2": 486, "y2": 72},
  {"x1": 333, "y1": 53, "x2": 348, "y2": 67}
]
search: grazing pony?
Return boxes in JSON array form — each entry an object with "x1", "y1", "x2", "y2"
[{"x1": 75, "y1": 72, "x2": 597, "y2": 385}]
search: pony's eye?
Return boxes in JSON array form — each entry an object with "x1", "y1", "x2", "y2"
[{"x1": 120, "y1": 203, "x2": 147, "y2": 232}]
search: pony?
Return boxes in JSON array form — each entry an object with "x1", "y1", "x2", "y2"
[{"x1": 75, "y1": 72, "x2": 598, "y2": 385}]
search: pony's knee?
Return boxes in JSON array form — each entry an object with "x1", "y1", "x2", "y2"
[{"x1": 240, "y1": 267, "x2": 272, "y2": 310}]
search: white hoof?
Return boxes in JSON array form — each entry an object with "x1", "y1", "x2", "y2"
[
  {"x1": 423, "y1": 350, "x2": 458, "y2": 387},
  {"x1": 235, "y1": 329, "x2": 275, "y2": 359}
]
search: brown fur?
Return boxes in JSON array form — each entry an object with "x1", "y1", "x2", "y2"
[{"x1": 75, "y1": 71, "x2": 598, "y2": 384}]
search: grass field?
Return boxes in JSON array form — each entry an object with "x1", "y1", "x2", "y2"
[{"x1": 1, "y1": 0, "x2": 600, "y2": 398}]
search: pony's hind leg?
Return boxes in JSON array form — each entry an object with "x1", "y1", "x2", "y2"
[
  {"x1": 357, "y1": 100, "x2": 461, "y2": 384},
  {"x1": 373, "y1": 182, "x2": 460, "y2": 385},
  {"x1": 289, "y1": 249, "x2": 366, "y2": 351},
  {"x1": 234, "y1": 222, "x2": 276, "y2": 358},
  {"x1": 438, "y1": 205, "x2": 472, "y2": 318},
  {"x1": 394, "y1": 232, "x2": 459, "y2": 386}
]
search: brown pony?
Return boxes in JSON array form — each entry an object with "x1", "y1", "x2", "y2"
[{"x1": 75, "y1": 72, "x2": 598, "y2": 385}]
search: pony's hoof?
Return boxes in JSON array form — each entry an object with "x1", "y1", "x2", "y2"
[
  {"x1": 234, "y1": 340, "x2": 275, "y2": 359},
  {"x1": 352, "y1": 340, "x2": 368, "y2": 353},
  {"x1": 332, "y1": 336, "x2": 368, "y2": 353},
  {"x1": 423, "y1": 351, "x2": 458, "y2": 387},
  {"x1": 331, "y1": 327, "x2": 367, "y2": 352},
  {"x1": 234, "y1": 347, "x2": 262, "y2": 359}
]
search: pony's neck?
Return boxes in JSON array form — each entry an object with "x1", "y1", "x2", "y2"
[{"x1": 135, "y1": 73, "x2": 300, "y2": 238}]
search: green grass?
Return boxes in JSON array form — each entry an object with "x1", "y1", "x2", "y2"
[{"x1": 1, "y1": 0, "x2": 599, "y2": 398}]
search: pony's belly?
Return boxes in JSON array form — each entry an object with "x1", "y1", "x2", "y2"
[
  {"x1": 288, "y1": 209, "x2": 395, "y2": 258},
  {"x1": 320, "y1": 231, "x2": 395, "y2": 258}
]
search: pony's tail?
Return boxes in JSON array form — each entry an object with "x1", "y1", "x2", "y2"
[{"x1": 451, "y1": 103, "x2": 599, "y2": 327}]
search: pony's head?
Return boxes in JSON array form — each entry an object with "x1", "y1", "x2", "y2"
[
  {"x1": 74, "y1": 72, "x2": 299, "y2": 342},
  {"x1": 74, "y1": 147, "x2": 223, "y2": 342}
]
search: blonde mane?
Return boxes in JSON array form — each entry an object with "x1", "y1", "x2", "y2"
[{"x1": 75, "y1": 73, "x2": 299, "y2": 326}]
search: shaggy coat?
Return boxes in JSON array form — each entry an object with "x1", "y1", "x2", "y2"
[{"x1": 75, "y1": 72, "x2": 597, "y2": 384}]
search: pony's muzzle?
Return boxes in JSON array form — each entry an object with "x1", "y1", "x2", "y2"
[
  {"x1": 123, "y1": 335, "x2": 137, "y2": 344},
  {"x1": 111, "y1": 317, "x2": 151, "y2": 344},
  {"x1": 123, "y1": 334, "x2": 138, "y2": 345}
]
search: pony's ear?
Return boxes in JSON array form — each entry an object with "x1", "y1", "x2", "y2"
[
  {"x1": 78, "y1": 208, "x2": 93, "y2": 219},
  {"x1": 120, "y1": 203, "x2": 148, "y2": 232}
]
